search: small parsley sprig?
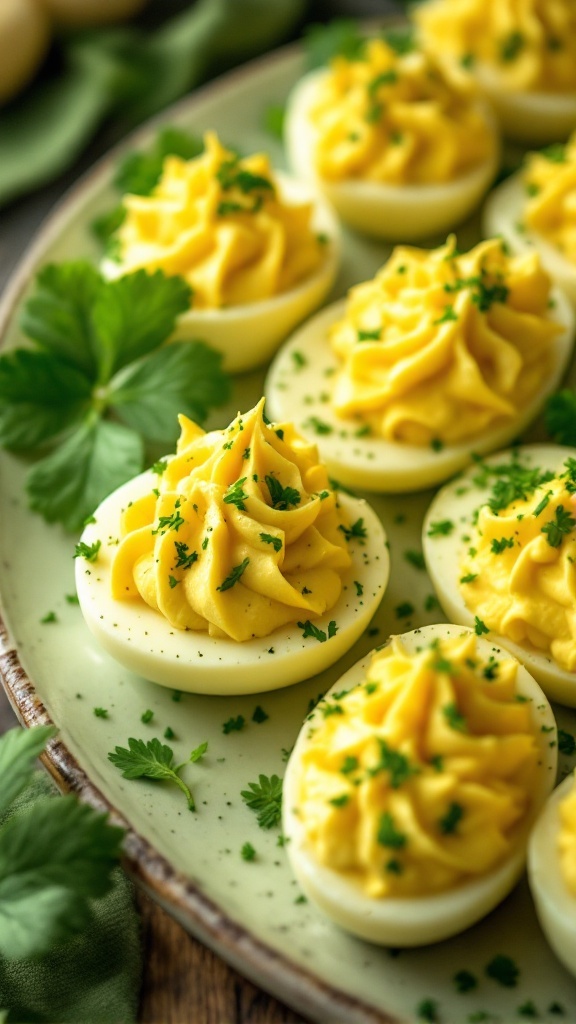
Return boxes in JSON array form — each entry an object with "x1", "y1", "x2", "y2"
[
  {"x1": 108, "y1": 737, "x2": 207, "y2": 811},
  {"x1": 0, "y1": 262, "x2": 230, "y2": 530},
  {"x1": 241, "y1": 774, "x2": 283, "y2": 829}
]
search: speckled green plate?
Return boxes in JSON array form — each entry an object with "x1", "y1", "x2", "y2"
[{"x1": 1, "y1": 37, "x2": 576, "y2": 1024}]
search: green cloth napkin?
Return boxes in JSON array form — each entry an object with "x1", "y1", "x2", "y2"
[
  {"x1": 0, "y1": 772, "x2": 141, "y2": 1024},
  {"x1": 0, "y1": 0, "x2": 306, "y2": 208}
]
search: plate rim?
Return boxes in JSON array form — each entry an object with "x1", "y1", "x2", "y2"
[{"x1": 0, "y1": 37, "x2": 401, "y2": 1024}]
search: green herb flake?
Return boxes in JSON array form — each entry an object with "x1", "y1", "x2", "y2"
[
  {"x1": 454, "y1": 969, "x2": 477, "y2": 993},
  {"x1": 141, "y1": 709, "x2": 154, "y2": 724},
  {"x1": 460, "y1": 573, "x2": 478, "y2": 584},
  {"x1": 241, "y1": 774, "x2": 282, "y2": 829},
  {"x1": 439, "y1": 802, "x2": 464, "y2": 835},
  {"x1": 558, "y1": 730, "x2": 576, "y2": 755},
  {"x1": 541, "y1": 505, "x2": 576, "y2": 548},
  {"x1": 377, "y1": 811, "x2": 407, "y2": 849},
  {"x1": 427, "y1": 519, "x2": 454, "y2": 537},
  {"x1": 417, "y1": 998, "x2": 439, "y2": 1022},
  {"x1": 404, "y1": 549, "x2": 426, "y2": 570},
  {"x1": 223, "y1": 477, "x2": 248, "y2": 511},
  {"x1": 223, "y1": 715, "x2": 245, "y2": 734},
  {"x1": 93, "y1": 707, "x2": 109, "y2": 719},
  {"x1": 40, "y1": 611, "x2": 57, "y2": 624},
  {"x1": 241, "y1": 841, "x2": 257, "y2": 862},
  {"x1": 174, "y1": 541, "x2": 198, "y2": 569},
  {"x1": 329, "y1": 793, "x2": 350, "y2": 808},
  {"x1": 485, "y1": 953, "x2": 519, "y2": 987},
  {"x1": 217, "y1": 557, "x2": 250, "y2": 592},
  {"x1": 443, "y1": 702, "x2": 467, "y2": 732},
  {"x1": 297, "y1": 620, "x2": 327, "y2": 643},
  {"x1": 491, "y1": 536, "x2": 514, "y2": 554},
  {"x1": 357, "y1": 328, "x2": 382, "y2": 342},
  {"x1": 265, "y1": 474, "x2": 301, "y2": 510},
  {"x1": 433, "y1": 304, "x2": 458, "y2": 325},
  {"x1": 474, "y1": 616, "x2": 489, "y2": 635},
  {"x1": 370, "y1": 738, "x2": 419, "y2": 789},
  {"x1": 339, "y1": 518, "x2": 367, "y2": 542},
  {"x1": 73, "y1": 540, "x2": 101, "y2": 563},
  {"x1": 252, "y1": 705, "x2": 269, "y2": 724},
  {"x1": 259, "y1": 532, "x2": 282, "y2": 552}
]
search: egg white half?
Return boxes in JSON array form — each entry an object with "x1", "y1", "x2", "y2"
[
  {"x1": 102, "y1": 172, "x2": 341, "y2": 375},
  {"x1": 265, "y1": 297, "x2": 574, "y2": 493},
  {"x1": 423, "y1": 444, "x2": 576, "y2": 705},
  {"x1": 283, "y1": 622, "x2": 558, "y2": 947},
  {"x1": 473, "y1": 64, "x2": 576, "y2": 146},
  {"x1": 528, "y1": 771, "x2": 576, "y2": 978},
  {"x1": 483, "y1": 171, "x2": 576, "y2": 308},
  {"x1": 75, "y1": 473, "x2": 389, "y2": 695},
  {"x1": 284, "y1": 69, "x2": 499, "y2": 242}
]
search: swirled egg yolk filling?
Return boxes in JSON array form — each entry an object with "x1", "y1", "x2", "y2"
[
  {"x1": 459, "y1": 458, "x2": 576, "y2": 671},
  {"x1": 559, "y1": 775, "x2": 576, "y2": 896},
  {"x1": 294, "y1": 633, "x2": 538, "y2": 897},
  {"x1": 111, "y1": 132, "x2": 325, "y2": 308},
  {"x1": 111, "y1": 400, "x2": 354, "y2": 642},
  {"x1": 415, "y1": 0, "x2": 576, "y2": 93},
  {"x1": 308, "y1": 39, "x2": 494, "y2": 185},
  {"x1": 327, "y1": 236, "x2": 560, "y2": 445},
  {"x1": 523, "y1": 135, "x2": 576, "y2": 263}
]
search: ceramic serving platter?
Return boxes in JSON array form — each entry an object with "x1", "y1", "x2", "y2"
[{"x1": 1, "y1": 35, "x2": 576, "y2": 1024}]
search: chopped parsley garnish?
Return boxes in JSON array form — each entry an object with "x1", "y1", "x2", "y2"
[
  {"x1": 291, "y1": 350, "x2": 307, "y2": 368},
  {"x1": 541, "y1": 505, "x2": 576, "y2": 547},
  {"x1": 216, "y1": 159, "x2": 274, "y2": 197},
  {"x1": 416, "y1": 998, "x2": 439, "y2": 1022},
  {"x1": 460, "y1": 573, "x2": 478, "y2": 584},
  {"x1": 443, "y1": 702, "x2": 467, "y2": 732},
  {"x1": 340, "y1": 755, "x2": 359, "y2": 775},
  {"x1": 485, "y1": 954, "x2": 519, "y2": 987},
  {"x1": 377, "y1": 811, "x2": 407, "y2": 849},
  {"x1": 439, "y1": 802, "x2": 464, "y2": 835},
  {"x1": 73, "y1": 539, "x2": 101, "y2": 562},
  {"x1": 433, "y1": 304, "x2": 458, "y2": 325},
  {"x1": 500, "y1": 30, "x2": 524, "y2": 61},
  {"x1": 168, "y1": 575, "x2": 179, "y2": 589},
  {"x1": 558, "y1": 729, "x2": 576, "y2": 755},
  {"x1": 329, "y1": 794, "x2": 350, "y2": 808},
  {"x1": 395, "y1": 602, "x2": 414, "y2": 619},
  {"x1": 404, "y1": 549, "x2": 425, "y2": 570},
  {"x1": 40, "y1": 611, "x2": 57, "y2": 624},
  {"x1": 354, "y1": 580, "x2": 364, "y2": 596},
  {"x1": 223, "y1": 715, "x2": 245, "y2": 734},
  {"x1": 151, "y1": 460, "x2": 168, "y2": 475},
  {"x1": 491, "y1": 536, "x2": 514, "y2": 554},
  {"x1": 252, "y1": 705, "x2": 269, "y2": 724},
  {"x1": 153, "y1": 508, "x2": 185, "y2": 534},
  {"x1": 338, "y1": 518, "x2": 367, "y2": 542},
  {"x1": 454, "y1": 970, "x2": 477, "y2": 993},
  {"x1": 93, "y1": 707, "x2": 109, "y2": 719},
  {"x1": 370, "y1": 738, "x2": 419, "y2": 789},
  {"x1": 474, "y1": 616, "x2": 489, "y2": 635},
  {"x1": 427, "y1": 519, "x2": 454, "y2": 537},
  {"x1": 297, "y1": 620, "x2": 336, "y2": 643},
  {"x1": 241, "y1": 774, "x2": 282, "y2": 829},
  {"x1": 140, "y1": 709, "x2": 153, "y2": 724},
  {"x1": 304, "y1": 416, "x2": 333, "y2": 435},
  {"x1": 241, "y1": 842, "x2": 256, "y2": 862},
  {"x1": 532, "y1": 490, "x2": 552, "y2": 517},
  {"x1": 217, "y1": 557, "x2": 250, "y2": 592},
  {"x1": 174, "y1": 541, "x2": 198, "y2": 569},
  {"x1": 223, "y1": 477, "x2": 248, "y2": 511},
  {"x1": 260, "y1": 532, "x2": 282, "y2": 552},
  {"x1": 108, "y1": 737, "x2": 207, "y2": 811},
  {"x1": 517, "y1": 1001, "x2": 538, "y2": 1018},
  {"x1": 357, "y1": 327, "x2": 382, "y2": 342},
  {"x1": 265, "y1": 474, "x2": 301, "y2": 510}
]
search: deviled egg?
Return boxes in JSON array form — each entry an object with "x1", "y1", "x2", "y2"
[
  {"x1": 101, "y1": 132, "x2": 340, "y2": 373},
  {"x1": 75, "y1": 400, "x2": 388, "y2": 695},
  {"x1": 484, "y1": 134, "x2": 576, "y2": 307},
  {"x1": 283, "y1": 36, "x2": 498, "y2": 241},
  {"x1": 528, "y1": 770, "x2": 576, "y2": 978},
  {"x1": 415, "y1": 0, "x2": 576, "y2": 145},
  {"x1": 283, "y1": 623, "x2": 557, "y2": 946},
  {"x1": 423, "y1": 444, "x2": 576, "y2": 705},
  {"x1": 265, "y1": 237, "x2": 574, "y2": 492}
]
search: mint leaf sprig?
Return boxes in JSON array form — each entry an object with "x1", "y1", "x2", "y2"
[
  {"x1": 108, "y1": 737, "x2": 208, "y2": 811},
  {"x1": 0, "y1": 725, "x2": 124, "y2": 960},
  {"x1": 0, "y1": 262, "x2": 230, "y2": 531}
]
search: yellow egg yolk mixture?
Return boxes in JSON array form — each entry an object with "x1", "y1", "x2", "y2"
[
  {"x1": 559, "y1": 775, "x2": 576, "y2": 896},
  {"x1": 328, "y1": 236, "x2": 559, "y2": 445},
  {"x1": 459, "y1": 458, "x2": 576, "y2": 671},
  {"x1": 308, "y1": 38, "x2": 494, "y2": 185},
  {"x1": 524, "y1": 134, "x2": 576, "y2": 264},
  {"x1": 112, "y1": 132, "x2": 325, "y2": 308},
  {"x1": 111, "y1": 400, "x2": 354, "y2": 642},
  {"x1": 294, "y1": 633, "x2": 538, "y2": 897},
  {"x1": 415, "y1": 0, "x2": 576, "y2": 93}
]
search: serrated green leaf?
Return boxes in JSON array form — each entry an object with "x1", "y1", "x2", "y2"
[
  {"x1": 0, "y1": 726, "x2": 56, "y2": 817},
  {"x1": 91, "y1": 269, "x2": 192, "y2": 380},
  {"x1": 26, "y1": 416, "x2": 144, "y2": 530},
  {"x1": 109, "y1": 340, "x2": 229, "y2": 442},
  {"x1": 0, "y1": 349, "x2": 91, "y2": 451},
  {"x1": 108, "y1": 737, "x2": 175, "y2": 780},
  {"x1": 0, "y1": 884, "x2": 91, "y2": 960},
  {"x1": 20, "y1": 262, "x2": 102, "y2": 379}
]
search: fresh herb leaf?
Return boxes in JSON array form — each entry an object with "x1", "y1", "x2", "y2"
[
  {"x1": 491, "y1": 536, "x2": 514, "y2": 554},
  {"x1": 259, "y1": 532, "x2": 282, "y2": 552},
  {"x1": 223, "y1": 477, "x2": 249, "y2": 511},
  {"x1": 439, "y1": 802, "x2": 464, "y2": 834},
  {"x1": 265, "y1": 474, "x2": 301, "y2": 510},
  {"x1": 338, "y1": 518, "x2": 367, "y2": 542},
  {"x1": 174, "y1": 542, "x2": 197, "y2": 570},
  {"x1": 377, "y1": 811, "x2": 407, "y2": 849},
  {"x1": 304, "y1": 19, "x2": 365, "y2": 69},
  {"x1": 297, "y1": 619, "x2": 327, "y2": 643},
  {"x1": 485, "y1": 954, "x2": 519, "y2": 987},
  {"x1": 241, "y1": 774, "x2": 282, "y2": 829},
  {"x1": 443, "y1": 702, "x2": 467, "y2": 732},
  {"x1": 217, "y1": 557, "x2": 250, "y2": 592},
  {"x1": 370, "y1": 739, "x2": 419, "y2": 789},
  {"x1": 108, "y1": 737, "x2": 206, "y2": 811},
  {"x1": 0, "y1": 349, "x2": 91, "y2": 451},
  {"x1": 541, "y1": 505, "x2": 576, "y2": 547},
  {"x1": 241, "y1": 841, "x2": 256, "y2": 862},
  {"x1": 73, "y1": 538, "x2": 101, "y2": 563},
  {"x1": 454, "y1": 969, "x2": 477, "y2": 993},
  {"x1": 223, "y1": 715, "x2": 245, "y2": 734},
  {"x1": 0, "y1": 725, "x2": 56, "y2": 817},
  {"x1": 427, "y1": 519, "x2": 454, "y2": 536}
]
